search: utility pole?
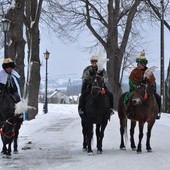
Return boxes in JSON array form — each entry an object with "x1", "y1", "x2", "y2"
[{"x1": 160, "y1": 0, "x2": 165, "y2": 112}]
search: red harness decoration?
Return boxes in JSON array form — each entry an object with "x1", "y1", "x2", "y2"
[
  {"x1": 101, "y1": 88, "x2": 106, "y2": 95},
  {"x1": 0, "y1": 129, "x2": 3, "y2": 134},
  {"x1": 144, "y1": 88, "x2": 148, "y2": 99},
  {"x1": 144, "y1": 93, "x2": 148, "y2": 99}
]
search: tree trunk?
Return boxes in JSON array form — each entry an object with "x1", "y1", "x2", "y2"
[
  {"x1": 106, "y1": 48, "x2": 123, "y2": 109},
  {"x1": 24, "y1": 0, "x2": 43, "y2": 120},
  {"x1": 26, "y1": 27, "x2": 41, "y2": 120},
  {"x1": 6, "y1": 0, "x2": 26, "y2": 96}
]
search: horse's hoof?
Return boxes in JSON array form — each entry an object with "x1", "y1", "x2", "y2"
[
  {"x1": 82, "y1": 147, "x2": 87, "y2": 151},
  {"x1": 132, "y1": 148, "x2": 137, "y2": 151},
  {"x1": 97, "y1": 150, "x2": 102, "y2": 154},
  {"x1": 13, "y1": 150, "x2": 19, "y2": 154},
  {"x1": 120, "y1": 147, "x2": 126, "y2": 150},
  {"x1": 147, "y1": 149, "x2": 152, "y2": 152},
  {"x1": 137, "y1": 150, "x2": 142, "y2": 153},
  {"x1": 6, "y1": 155, "x2": 11, "y2": 159},
  {"x1": 88, "y1": 152, "x2": 93, "y2": 155},
  {"x1": 2, "y1": 154, "x2": 11, "y2": 159},
  {"x1": 87, "y1": 150, "x2": 93, "y2": 155}
]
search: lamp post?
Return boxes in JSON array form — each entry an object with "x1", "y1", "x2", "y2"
[
  {"x1": 160, "y1": 0, "x2": 165, "y2": 112},
  {"x1": 43, "y1": 50, "x2": 50, "y2": 114},
  {"x1": 1, "y1": 18, "x2": 11, "y2": 58}
]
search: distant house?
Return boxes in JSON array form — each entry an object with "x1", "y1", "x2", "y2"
[{"x1": 48, "y1": 89, "x2": 70, "y2": 104}]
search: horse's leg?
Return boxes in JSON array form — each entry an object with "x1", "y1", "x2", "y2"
[
  {"x1": 119, "y1": 117, "x2": 127, "y2": 150},
  {"x1": 13, "y1": 132, "x2": 19, "y2": 153},
  {"x1": 146, "y1": 121, "x2": 155, "y2": 152},
  {"x1": 96, "y1": 120, "x2": 108, "y2": 154},
  {"x1": 87, "y1": 123, "x2": 93, "y2": 154},
  {"x1": 7, "y1": 143, "x2": 12, "y2": 156},
  {"x1": 2, "y1": 144, "x2": 7, "y2": 155},
  {"x1": 130, "y1": 120, "x2": 137, "y2": 150},
  {"x1": 1, "y1": 136, "x2": 7, "y2": 155},
  {"x1": 96, "y1": 123, "x2": 102, "y2": 153},
  {"x1": 96, "y1": 124, "x2": 100, "y2": 152},
  {"x1": 137, "y1": 121, "x2": 144, "y2": 153},
  {"x1": 81, "y1": 119, "x2": 87, "y2": 151},
  {"x1": 13, "y1": 116, "x2": 23, "y2": 153}
]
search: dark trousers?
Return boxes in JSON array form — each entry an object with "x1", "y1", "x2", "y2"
[
  {"x1": 106, "y1": 90, "x2": 114, "y2": 108},
  {"x1": 78, "y1": 88, "x2": 90, "y2": 111},
  {"x1": 154, "y1": 92, "x2": 161, "y2": 112}
]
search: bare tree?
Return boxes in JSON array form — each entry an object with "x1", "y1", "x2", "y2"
[{"x1": 42, "y1": 0, "x2": 152, "y2": 107}]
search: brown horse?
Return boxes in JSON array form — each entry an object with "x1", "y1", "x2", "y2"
[{"x1": 118, "y1": 80, "x2": 159, "y2": 153}]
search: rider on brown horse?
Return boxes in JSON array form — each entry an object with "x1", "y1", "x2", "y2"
[{"x1": 124, "y1": 51, "x2": 161, "y2": 119}]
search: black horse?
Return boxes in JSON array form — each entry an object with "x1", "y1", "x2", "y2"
[
  {"x1": 118, "y1": 79, "x2": 159, "y2": 153},
  {"x1": 0, "y1": 90, "x2": 23, "y2": 157},
  {"x1": 81, "y1": 74, "x2": 111, "y2": 154}
]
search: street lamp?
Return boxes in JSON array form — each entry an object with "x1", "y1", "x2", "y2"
[
  {"x1": 1, "y1": 18, "x2": 11, "y2": 58},
  {"x1": 43, "y1": 50, "x2": 50, "y2": 114}
]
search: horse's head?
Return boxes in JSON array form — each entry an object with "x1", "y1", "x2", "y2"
[
  {"x1": 0, "y1": 116, "x2": 15, "y2": 139},
  {"x1": 132, "y1": 80, "x2": 153, "y2": 105},
  {"x1": 90, "y1": 74, "x2": 105, "y2": 97}
]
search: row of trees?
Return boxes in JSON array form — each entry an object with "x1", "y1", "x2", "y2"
[{"x1": 0, "y1": 0, "x2": 170, "y2": 119}]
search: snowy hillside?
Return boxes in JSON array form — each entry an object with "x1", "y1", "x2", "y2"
[{"x1": 40, "y1": 69, "x2": 164, "y2": 95}]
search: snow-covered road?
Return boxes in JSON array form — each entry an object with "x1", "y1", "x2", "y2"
[{"x1": 0, "y1": 104, "x2": 170, "y2": 170}]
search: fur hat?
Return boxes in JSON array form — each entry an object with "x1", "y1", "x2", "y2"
[
  {"x1": 90, "y1": 55, "x2": 98, "y2": 62},
  {"x1": 136, "y1": 50, "x2": 148, "y2": 66},
  {"x1": 2, "y1": 58, "x2": 15, "y2": 70}
]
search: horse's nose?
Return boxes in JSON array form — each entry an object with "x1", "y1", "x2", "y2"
[{"x1": 132, "y1": 98, "x2": 141, "y2": 105}]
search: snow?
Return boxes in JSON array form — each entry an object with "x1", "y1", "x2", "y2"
[{"x1": 0, "y1": 103, "x2": 170, "y2": 170}]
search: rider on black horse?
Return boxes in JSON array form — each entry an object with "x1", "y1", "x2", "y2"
[{"x1": 78, "y1": 55, "x2": 114, "y2": 117}]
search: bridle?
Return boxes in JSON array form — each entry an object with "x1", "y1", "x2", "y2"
[
  {"x1": 91, "y1": 74, "x2": 105, "y2": 95},
  {"x1": 0, "y1": 117, "x2": 15, "y2": 138},
  {"x1": 132, "y1": 82, "x2": 151, "y2": 105}
]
